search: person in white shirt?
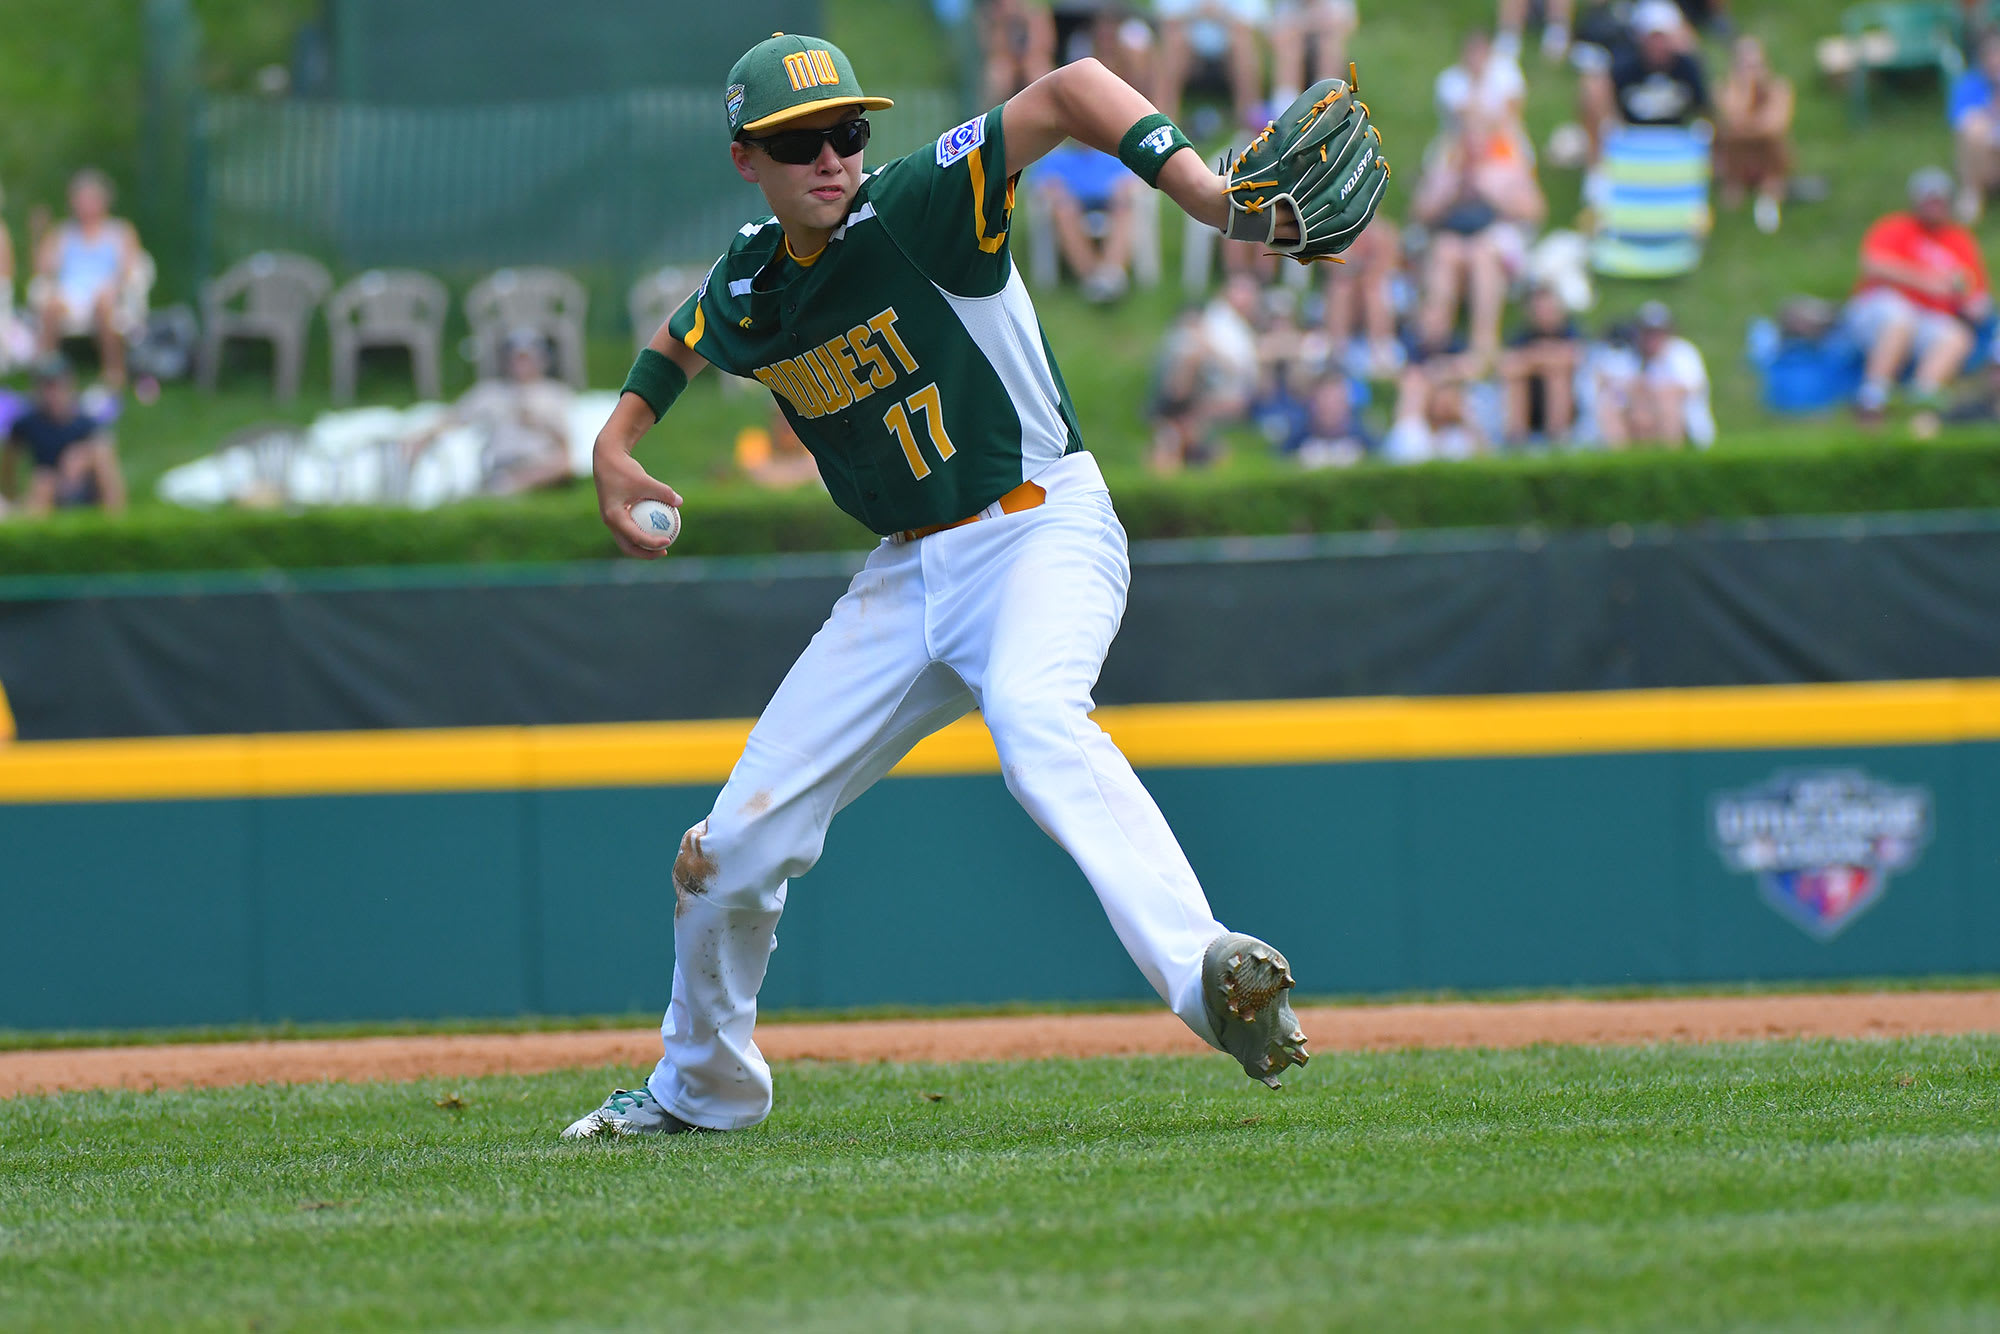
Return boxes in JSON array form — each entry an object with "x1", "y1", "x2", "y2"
[
  {"x1": 1410, "y1": 112, "x2": 1546, "y2": 372},
  {"x1": 1597, "y1": 301, "x2": 1715, "y2": 448},
  {"x1": 1384, "y1": 354, "x2": 1488, "y2": 462},
  {"x1": 1201, "y1": 271, "x2": 1264, "y2": 402},
  {"x1": 1434, "y1": 29, "x2": 1528, "y2": 138},
  {"x1": 403, "y1": 328, "x2": 576, "y2": 493},
  {"x1": 1148, "y1": 279, "x2": 1263, "y2": 471}
]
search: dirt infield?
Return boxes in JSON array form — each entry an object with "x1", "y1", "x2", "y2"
[{"x1": 5, "y1": 991, "x2": 1996, "y2": 1099}]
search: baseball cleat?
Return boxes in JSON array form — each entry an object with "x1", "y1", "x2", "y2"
[
  {"x1": 1202, "y1": 933, "x2": 1310, "y2": 1089},
  {"x1": 560, "y1": 1085, "x2": 707, "y2": 1140}
]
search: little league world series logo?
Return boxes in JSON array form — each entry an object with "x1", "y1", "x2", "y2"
[
  {"x1": 1710, "y1": 770, "x2": 1932, "y2": 941},
  {"x1": 935, "y1": 114, "x2": 986, "y2": 167}
]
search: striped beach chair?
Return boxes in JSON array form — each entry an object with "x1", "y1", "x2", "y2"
[{"x1": 1588, "y1": 125, "x2": 1713, "y2": 280}]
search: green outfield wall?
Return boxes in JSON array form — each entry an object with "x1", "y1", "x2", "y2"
[
  {"x1": 2, "y1": 684, "x2": 1993, "y2": 1030},
  {"x1": 7, "y1": 518, "x2": 2000, "y2": 1031},
  {"x1": 9, "y1": 514, "x2": 2000, "y2": 741}
]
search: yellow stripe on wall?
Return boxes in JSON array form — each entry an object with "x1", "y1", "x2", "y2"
[{"x1": 5, "y1": 678, "x2": 2000, "y2": 804}]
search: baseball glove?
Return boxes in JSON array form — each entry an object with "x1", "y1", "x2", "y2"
[{"x1": 1223, "y1": 71, "x2": 1389, "y2": 263}]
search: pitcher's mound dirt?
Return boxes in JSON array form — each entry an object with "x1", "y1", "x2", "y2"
[{"x1": 4, "y1": 991, "x2": 1996, "y2": 1099}]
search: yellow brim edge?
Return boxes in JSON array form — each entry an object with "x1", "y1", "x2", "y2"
[{"x1": 741, "y1": 95, "x2": 895, "y2": 133}]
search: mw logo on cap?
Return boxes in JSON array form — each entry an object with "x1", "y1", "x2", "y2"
[{"x1": 783, "y1": 49, "x2": 841, "y2": 92}]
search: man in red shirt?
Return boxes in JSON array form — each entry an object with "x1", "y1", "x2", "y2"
[{"x1": 1846, "y1": 167, "x2": 1992, "y2": 421}]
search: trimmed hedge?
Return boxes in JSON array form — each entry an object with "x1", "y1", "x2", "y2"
[{"x1": 5, "y1": 437, "x2": 2000, "y2": 576}]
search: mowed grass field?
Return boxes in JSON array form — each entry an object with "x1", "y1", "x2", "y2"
[{"x1": 3, "y1": 1039, "x2": 1998, "y2": 1331}]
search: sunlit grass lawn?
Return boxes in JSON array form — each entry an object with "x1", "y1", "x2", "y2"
[{"x1": 3, "y1": 1038, "x2": 1997, "y2": 1331}]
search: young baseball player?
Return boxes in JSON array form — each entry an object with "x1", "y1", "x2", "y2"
[{"x1": 566, "y1": 34, "x2": 1386, "y2": 1137}]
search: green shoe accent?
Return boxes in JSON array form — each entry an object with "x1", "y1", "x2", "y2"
[{"x1": 1202, "y1": 933, "x2": 1310, "y2": 1089}]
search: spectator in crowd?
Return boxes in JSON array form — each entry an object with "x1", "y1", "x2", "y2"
[
  {"x1": 1499, "y1": 284, "x2": 1584, "y2": 443},
  {"x1": 980, "y1": 0, "x2": 1058, "y2": 103},
  {"x1": 1410, "y1": 113, "x2": 1546, "y2": 372},
  {"x1": 1283, "y1": 372, "x2": 1376, "y2": 467},
  {"x1": 736, "y1": 404, "x2": 822, "y2": 490},
  {"x1": 1246, "y1": 282, "x2": 1328, "y2": 387},
  {"x1": 1323, "y1": 211, "x2": 1404, "y2": 378},
  {"x1": 0, "y1": 357, "x2": 126, "y2": 516},
  {"x1": 1245, "y1": 282, "x2": 1337, "y2": 443},
  {"x1": 1496, "y1": 0, "x2": 1574, "y2": 62},
  {"x1": 1149, "y1": 305, "x2": 1225, "y2": 470},
  {"x1": 1034, "y1": 143, "x2": 1143, "y2": 301},
  {"x1": 1596, "y1": 302, "x2": 1715, "y2": 447},
  {"x1": 1270, "y1": 0, "x2": 1358, "y2": 106},
  {"x1": 1715, "y1": 35, "x2": 1794, "y2": 234},
  {"x1": 1435, "y1": 27, "x2": 1528, "y2": 140},
  {"x1": 1384, "y1": 356, "x2": 1487, "y2": 462},
  {"x1": 1579, "y1": 0, "x2": 1708, "y2": 160},
  {"x1": 31, "y1": 169, "x2": 145, "y2": 391},
  {"x1": 1148, "y1": 281, "x2": 1262, "y2": 470},
  {"x1": 1845, "y1": 168, "x2": 1992, "y2": 425},
  {"x1": 1054, "y1": 3, "x2": 1156, "y2": 89},
  {"x1": 1205, "y1": 270, "x2": 1265, "y2": 394},
  {"x1": 1153, "y1": 0, "x2": 1267, "y2": 127},
  {"x1": 1949, "y1": 33, "x2": 2000, "y2": 223},
  {"x1": 403, "y1": 329, "x2": 576, "y2": 494}
]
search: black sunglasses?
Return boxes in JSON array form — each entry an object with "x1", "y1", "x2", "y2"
[{"x1": 742, "y1": 117, "x2": 871, "y2": 165}]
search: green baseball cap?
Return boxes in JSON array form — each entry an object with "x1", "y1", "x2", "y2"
[{"x1": 725, "y1": 32, "x2": 893, "y2": 137}]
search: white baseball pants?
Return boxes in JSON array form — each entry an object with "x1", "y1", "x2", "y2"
[{"x1": 646, "y1": 452, "x2": 1228, "y2": 1130}]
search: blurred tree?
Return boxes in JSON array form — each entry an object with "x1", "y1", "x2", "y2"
[{"x1": 0, "y1": 0, "x2": 316, "y2": 298}]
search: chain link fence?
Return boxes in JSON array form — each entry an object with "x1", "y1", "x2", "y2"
[
  {"x1": 200, "y1": 87, "x2": 963, "y2": 290},
  {"x1": 141, "y1": 0, "x2": 971, "y2": 323}
]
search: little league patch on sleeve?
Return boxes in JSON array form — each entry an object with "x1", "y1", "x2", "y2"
[{"x1": 936, "y1": 115, "x2": 986, "y2": 168}]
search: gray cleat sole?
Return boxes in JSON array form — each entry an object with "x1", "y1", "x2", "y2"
[{"x1": 1202, "y1": 933, "x2": 1311, "y2": 1088}]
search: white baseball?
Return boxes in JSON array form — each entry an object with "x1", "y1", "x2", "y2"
[{"x1": 630, "y1": 499, "x2": 681, "y2": 549}]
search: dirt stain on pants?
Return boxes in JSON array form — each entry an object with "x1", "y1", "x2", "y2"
[{"x1": 673, "y1": 819, "x2": 717, "y2": 918}]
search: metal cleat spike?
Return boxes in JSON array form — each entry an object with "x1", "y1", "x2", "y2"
[{"x1": 1203, "y1": 933, "x2": 1306, "y2": 1093}]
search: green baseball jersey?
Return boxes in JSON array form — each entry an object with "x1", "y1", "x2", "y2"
[{"x1": 668, "y1": 105, "x2": 1086, "y2": 535}]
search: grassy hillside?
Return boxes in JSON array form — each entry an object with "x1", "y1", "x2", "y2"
[{"x1": 0, "y1": 0, "x2": 1991, "y2": 564}]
